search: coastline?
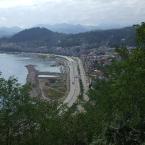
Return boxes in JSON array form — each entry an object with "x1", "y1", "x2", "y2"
[
  {"x1": 25, "y1": 56, "x2": 68, "y2": 100},
  {"x1": 0, "y1": 51, "x2": 88, "y2": 106}
]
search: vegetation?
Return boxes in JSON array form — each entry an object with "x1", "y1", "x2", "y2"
[
  {"x1": 0, "y1": 26, "x2": 136, "y2": 54},
  {"x1": 77, "y1": 65, "x2": 84, "y2": 99},
  {"x1": 86, "y1": 22, "x2": 145, "y2": 145},
  {"x1": 60, "y1": 26, "x2": 136, "y2": 48},
  {"x1": 0, "y1": 23, "x2": 145, "y2": 145}
]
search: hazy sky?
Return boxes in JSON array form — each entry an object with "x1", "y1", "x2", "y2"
[{"x1": 0, "y1": 0, "x2": 145, "y2": 28}]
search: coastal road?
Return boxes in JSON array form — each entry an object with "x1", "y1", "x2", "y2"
[
  {"x1": 58, "y1": 55, "x2": 89, "y2": 107},
  {"x1": 62, "y1": 56, "x2": 80, "y2": 107}
]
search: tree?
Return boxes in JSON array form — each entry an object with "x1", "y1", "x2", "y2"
[{"x1": 87, "y1": 22, "x2": 145, "y2": 145}]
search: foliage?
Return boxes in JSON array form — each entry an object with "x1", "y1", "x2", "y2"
[
  {"x1": 0, "y1": 76, "x2": 92, "y2": 145},
  {"x1": 87, "y1": 22, "x2": 145, "y2": 145},
  {"x1": 135, "y1": 22, "x2": 145, "y2": 47},
  {"x1": 0, "y1": 22, "x2": 145, "y2": 145}
]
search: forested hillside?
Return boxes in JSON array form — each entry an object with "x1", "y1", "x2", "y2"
[
  {"x1": 60, "y1": 26, "x2": 136, "y2": 47},
  {"x1": 0, "y1": 23, "x2": 145, "y2": 145},
  {"x1": 0, "y1": 26, "x2": 136, "y2": 54},
  {"x1": 9, "y1": 27, "x2": 64, "y2": 42}
]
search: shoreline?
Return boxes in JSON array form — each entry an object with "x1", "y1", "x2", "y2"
[
  {"x1": 25, "y1": 56, "x2": 68, "y2": 100},
  {"x1": 0, "y1": 51, "x2": 88, "y2": 106}
]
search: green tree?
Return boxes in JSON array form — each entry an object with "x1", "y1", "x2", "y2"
[{"x1": 87, "y1": 22, "x2": 145, "y2": 145}]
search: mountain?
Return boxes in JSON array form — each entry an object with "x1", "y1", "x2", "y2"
[
  {"x1": 10, "y1": 27, "x2": 63, "y2": 42},
  {"x1": 9, "y1": 26, "x2": 136, "y2": 47},
  {"x1": 0, "y1": 27, "x2": 65, "y2": 53},
  {"x1": 60, "y1": 26, "x2": 136, "y2": 48},
  {"x1": 0, "y1": 26, "x2": 136, "y2": 55},
  {"x1": 37, "y1": 23, "x2": 98, "y2": 34},
  {"x1": 0, "y1": 27, "x2": 22, "y2": 38},
  {"x1": 37, "y1": 23, "x2": 129, "y2": 34}
]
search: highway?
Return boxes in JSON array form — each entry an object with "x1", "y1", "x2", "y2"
[
  {"x1": 59, "y1": 56, "x2": 89, "y2": 107},
  {"x1": 62, "y1": 56, "x2": 80, "y2": 107}
]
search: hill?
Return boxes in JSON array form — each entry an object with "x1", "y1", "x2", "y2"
[
  {"x1": 10, "y1": 27, "x2": 64, "y2": 43},
  {"x1": 37, "y1": 23, "x2": 127, "y2": 34},
  {"x1": 0, "y1": 26, "x2": 136, "y2": 55},
  {"x1": 60, "y1": 26, "x2": 136, "y2": 48},
  {"x1": 37, "y1": 23, "x2": 98, "y2": 34},
  {"x1": 0, "y1": 26, "x2": 22, "y2": 38}
]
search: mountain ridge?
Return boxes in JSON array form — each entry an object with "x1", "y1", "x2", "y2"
[
  {"x1": 0, "y1": 26, "x2": 22, "y2": 38},
  {"x1": 0, "y1": 26, "x2": 136, "y2": 55}
]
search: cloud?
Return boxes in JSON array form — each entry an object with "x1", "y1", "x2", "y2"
[
  {"x1": 0, "y1": 0, "x2": 33, "y2": 8},
  {"x1": 0, "y1": 17, "x2": 7, "y2": 21},
  {"x1": 0, "y1": 0, "x2": 144, "y2": 27}
]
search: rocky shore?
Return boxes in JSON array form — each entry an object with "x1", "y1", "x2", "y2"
[
  {"x1": 26, "y1": 65, "x2": 41, "y2": 98},
  {"x1": 25, "y1": 63, "x2": 67, "y2": 100}
]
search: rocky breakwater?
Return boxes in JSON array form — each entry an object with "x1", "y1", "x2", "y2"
[{"x1": 25, "y1": 65, "x2": 41, "y2": 98}]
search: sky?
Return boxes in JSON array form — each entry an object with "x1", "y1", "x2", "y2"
[{"x1": 0, "y1": 0, "x2": 145, "y2": 28}]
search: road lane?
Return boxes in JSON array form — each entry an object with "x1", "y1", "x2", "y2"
[
  {"x1": 63, "y1": 56, "x2": 80, "y2": 107},
  {"x1": 57, "y1": 55, "x2": 88, "y2": 108}
]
